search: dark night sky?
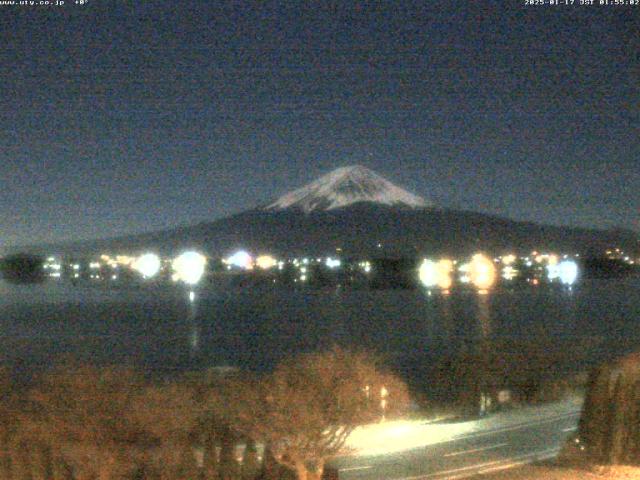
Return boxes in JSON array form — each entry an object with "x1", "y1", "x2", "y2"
[{"x1": 1, "y1": 1, "x2": 638, "y2": 248}]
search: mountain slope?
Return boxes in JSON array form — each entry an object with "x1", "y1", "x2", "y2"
[
  {"x1": 23, "y1": 203, "x2": 638, "y2": 259},
  {"x1": 265, "y1": 165, "x2": 431, "y2": 212},
  {"x1": 8, "y1": 167, "x2": 638, "y2": 258}
]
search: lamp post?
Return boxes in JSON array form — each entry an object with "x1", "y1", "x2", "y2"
[{"x1": 380, "y1": 386, "x2": 389, "y2": 422}]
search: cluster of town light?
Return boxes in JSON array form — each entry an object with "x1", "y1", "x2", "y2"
[
  {"x1": 42, "y1": 247, "x2": 585, "y2": 290},
  {"x1": 547, "y1": 260, "x2": 579, "y2": 285},
  {"x1": 128, "y1": 251, "x2": 209, "y2": 285},
  {"x1": 79, "y1": 249, "x2": 346, "y2": 284},
  {"x1": 325, "y1": 257, "x2": 341, "y2": 269},
  {"x1": 453, "y1": 254, "x2": 498, "y2": 292},
  {"x1": 171, "y1": 251, "x2": 207, "y2": 285},
  {"x1": 255, "y1": 254, "x2": 277, "y2": 270},
  {"x1": 419, "y1": 253, "x2": 579, "y2": 292},
  {"x1": 131, "y1": 253, "x2": 161, "y2": 279},
  {"x1": 605, "y1": 248, "x2": 636, "y2": 264},
  {"x1": 418, "y1": 259, "x2": 453, "y2": 290},
  {"x1": 468, "y1": 254, "x2": 497, "y2": 292},
  {"x1": 225, "y1": 250, "x2": 253, "y2": 270},
  {"x1": 220, "y1": 250, "x2": 347, "y2": 276}
]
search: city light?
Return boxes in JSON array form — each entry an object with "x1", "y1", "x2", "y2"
[
  {"x1": 502, "y1": 254, "x2": 516, "y2": 265},
  {"x1": 172, "y1": 251, "x2": 207, "y2": 285},
  {"x1": 418, "y1": 259, "x2": 453, "y2": 290},
  {"x1": 225, "y1": 250, "x2": 253, "y2": 270},
  {"x1": 99, "y1": 254, "x2": 135, "y2": 268},
  {"x1": 132, "y1": 253, "x2": 161, "y2": 278},
  {"x1": 558, "y1": 260, "x2": 578, "y2": 286},
  {"x1": 502, "y1": 265, "x2": 518, "y2": 280},
  {"x1": 436, "y1": 259, "x2": 453, "y2": 289},
  {"x1": 547, "y1": 264, "x2": 560, "y2": 281},
  {"x1": 255, "y1": 255, "x2": 277, "y2": 270},
  {"x1": 458, "y1": 262, "x2": 471, "y2": 283},
  {"x1": 325, "y1": 257, "x2": 341, "y2": 269},
  {"x1": 418, "y1": 260, "x2": 439, "y2": 288},
  {"x1": 116, "y1": 255, "x2": 135, "y2": 266},
  {"x1": 468, "y1": 254, "x2": 497, "y2": 291},
  {"x1": 43, "y1": 257, "x2": 62, "y2": 278}
]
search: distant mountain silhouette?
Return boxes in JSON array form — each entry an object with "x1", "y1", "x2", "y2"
[{"x1": 8, "y1": 166, "x2": 638, "y2": 258}]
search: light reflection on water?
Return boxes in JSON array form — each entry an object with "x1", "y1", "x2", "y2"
[
  {"x1": 477, "y1": 293, "x2": 491, "y2": 339},
  {"x1": 0, "y1": 278, "x2": 638, "y2": 381},
  {"x1": 187, "y1": 289, "x2": 200, "y2": 357}
]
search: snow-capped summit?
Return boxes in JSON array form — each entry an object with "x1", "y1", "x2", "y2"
[{"x1": 265, "y1": 165, "x2": 432, "y2": 213}]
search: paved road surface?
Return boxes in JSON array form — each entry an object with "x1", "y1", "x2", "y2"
[{"x1": 330, "y1": 401, "x2": 581, "y2": 480}]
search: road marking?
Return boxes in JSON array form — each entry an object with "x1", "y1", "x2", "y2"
[
  {"x1": 450, "y1": 411, "x2": 580, "y2": 443},
  {"x1": 444, "y1": 442, "x2": 508, "y2": 457},
  {"x1": 562, "y1": 426, "x2": 578, "y2": 432},
  {"x1": 400, "y1": 459, "x2": 506, "y2": 480},
  {"x1": 396, "y1": 447, "x2": 561, "y2": 480},
  {"x1": 340, "y1": 465, "x2": 373, "y2": 472},
  {"x1": 477, "y1": 460, "x2": 528, "y2": 475},
  {"x1": 449, "y1": 448, "x2": 561, "y2": 480},
  {"x1": 343, "y1": 409, "x2": 581, "y2": 458}
]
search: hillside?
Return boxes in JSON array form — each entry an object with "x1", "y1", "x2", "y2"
[{"x1": 6, "y1": 166, "x2": 638, "y2": 258}]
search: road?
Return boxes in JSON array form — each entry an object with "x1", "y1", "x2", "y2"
[{"x1": 330, "y1": 400, "x2": 582, "y2": 480}]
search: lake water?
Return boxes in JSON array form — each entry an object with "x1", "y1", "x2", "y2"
[{"x1": 0, "y1": 278, "x2": 639, "y2": 393}]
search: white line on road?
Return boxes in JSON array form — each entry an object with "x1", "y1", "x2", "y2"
[
  {"x1": 396, "y1": 447, "x2": 561, "y2": 480},
  {"x1": 476, "y1": 460, "x2": 528, "y2": 475},
  {"x1": 444, "y1": 442, "x2": 509, "y2": 458},
  {"x1": 451, "y1": 411, "x2": 580, "y2": 443},
  {"x1": 403, "y1": 458, "x2": 506, "y2": 480},
  {"x1": 340, "y1": 465, "x2": 373, "y2": 472},
  {"x1": 445, "y1": 448, "x2": 561, "y2": 480}
]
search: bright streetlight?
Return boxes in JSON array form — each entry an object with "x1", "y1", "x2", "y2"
[
  {"x1": 132, "y1": 253, "x2": 161, "y2": 279},
  {"x1": 469, "y1": 254, "x2": 497, "y2": 292},
  {"x1": 558, "y1": 260, "x2": 578, "y2": 286},
  {"x1": 172, "y1": 251, "x2": 207, "y2": 285},
  {"x1": 380, "y1": 386, "x2": 389, "y2": 422}
]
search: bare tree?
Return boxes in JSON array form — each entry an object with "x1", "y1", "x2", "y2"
[
  {"x1": 579, "y1": 352, "x2": 640, "y2": 465},
  {"x1": 24, "y1": 364, "x2": 148, "y2": 480},
  {"x1": 241, "y1": 438, "x2": 260, "y2": 480},
  {"x1": 242, "y1": 347, "x2": 410, "y2": 480},
  {"x1": 127, "y1": 380, "x2": 204, "y2": 480},
  {"x1": 24, "y1": 364, "x2": 207, "y2": 480},
  {"x1": 9, "y1": 351, "x2": 408, "y2": 480},
  {"x1": 196, "y1": 371, "x2": 261, "y2": 480}
]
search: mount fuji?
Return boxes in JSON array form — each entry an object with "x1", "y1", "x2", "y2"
[
  {"x1": 265, "y1": 165, "x2": 431, "y2": 213},
  {"x1": 15, "y1": 166, "x2": 638, "y2": 258}
]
